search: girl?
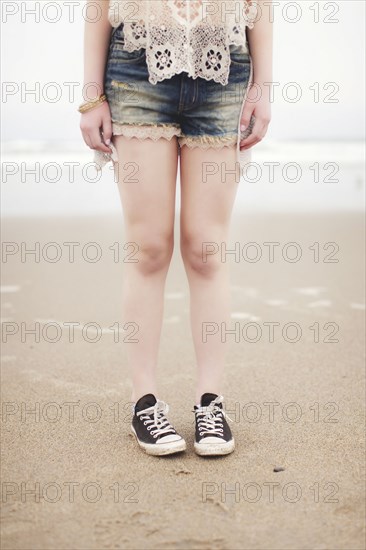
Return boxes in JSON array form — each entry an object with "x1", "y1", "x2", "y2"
[{"x1": 80, "y1": 0, "x2": 272, "y2": 456}]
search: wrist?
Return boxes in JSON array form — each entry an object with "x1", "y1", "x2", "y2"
[
  {"x1": 82, "y1": 82, "x2": 105, "y2": 102},
  {"x1": 78, "y1": 94, "x2": 107, "y2": 114}
]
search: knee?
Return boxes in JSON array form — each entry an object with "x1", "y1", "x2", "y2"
[
  {"x1": 133, "y1": 234, "x2": 174, "y2": 275},
  {"x1": 180, "y1": 234, "x2": 222, "y2": 278}
]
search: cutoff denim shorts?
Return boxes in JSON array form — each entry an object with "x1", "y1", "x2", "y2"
[{"x1": 94, "y1": 23, "x2": 254, "y2": 171}]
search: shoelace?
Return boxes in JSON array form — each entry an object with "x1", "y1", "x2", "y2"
[
  {"x1": 136, "y1": 400, "x2": 176, "y2": 439},
  {"x1": 194, "y1": 395, "x2": 233, "y2": 437}
]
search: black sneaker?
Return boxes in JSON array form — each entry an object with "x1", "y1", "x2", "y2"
[
  {"x1": 131, "y1": 394, "x2": 186, "y2": 456},
  {"x1": 193, "y1": 393, "x2": 235, "y2": 456}
]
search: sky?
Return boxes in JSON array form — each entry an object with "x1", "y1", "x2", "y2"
[{"x1": 1, "y1": 0, "x2": 365, "y2": 143}]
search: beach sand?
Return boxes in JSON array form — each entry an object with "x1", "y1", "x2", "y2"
[{"x1": 1, "y1": 211, "x2": 365, "y2": 550}]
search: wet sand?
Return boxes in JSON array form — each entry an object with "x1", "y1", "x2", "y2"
[{"x1": 1, "y1": 212, "x2": 365, "y2": 550}]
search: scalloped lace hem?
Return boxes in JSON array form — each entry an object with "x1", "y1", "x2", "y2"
[
  {"x1": 179, "y1": 134, "x2": 237, "y2": 149},
  {"x1": 113, "y1": 122, "x2": 181, "y2": 141},
  {"x1": 93, "y1": 123, "x2": 182, "y2": 171},
  {"x1": 93, "y1": 126, "x2": 252, "y2": 172}
]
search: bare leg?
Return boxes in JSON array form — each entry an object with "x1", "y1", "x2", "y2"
[
  {"x1": 114, "y1": 136, "x2": 179, "y2": 402},
  {"x1": 179, "y1": 145, "x2": 240, "y2": 404}
]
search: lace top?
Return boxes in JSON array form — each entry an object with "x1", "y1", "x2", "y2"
[{"x1": 108, "y1": 0, "x2": 258, "y2": 85}]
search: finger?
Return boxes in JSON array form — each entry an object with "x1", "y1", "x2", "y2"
[
  {"x1": 240, "y1": 132, "x2": 262, "y2": 149},
  {"x1": 240, "y1": 128, "x2": 262, "y2": 148},
  {"x1": 240, "y1": 137, "x2": 260, "y2": 150},
  {"x1": 83, "y1": 132, "x2": 93, "y2": 149},
  {"x1": 240, "y1": 120, "x2": 267, "y2": 149},
  {"x1": 89, "y1": 128, "x2": 112, "y2": 153},
  {"x1": 240, "y1": 107, "x2": 255, "y2": 132},
  {"x1": 101, "y1": 116, "x2": 113, "y2": 150}
]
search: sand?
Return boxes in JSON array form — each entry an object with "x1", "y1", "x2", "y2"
[{"x1": 1, "y1": 211, "x2": 365, "y2": 550}]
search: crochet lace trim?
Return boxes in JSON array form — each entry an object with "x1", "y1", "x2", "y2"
[
  {"x1": 113, "y1": 122, "x2": 182, "y2": 141},
  {"x1": 179, "y1": 134, "x2": 237, "y2": 149},
  {"x1": 93, "y1": 127, "x2": 244, "y2": 171},
  {"x1": 113, "y1": 123, "x2": 238, "y2": 148}
]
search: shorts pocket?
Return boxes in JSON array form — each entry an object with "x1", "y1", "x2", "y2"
[{"x1": 109, "y1": 23, "x2": 146, "y2": 64}]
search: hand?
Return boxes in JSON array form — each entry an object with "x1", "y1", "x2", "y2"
[
  {"x1": 80, "y1": 101, "x2": 113, "y2": 154},
  {"x1": 239, "y1": 83, "x2": 271, "y2": 151}
]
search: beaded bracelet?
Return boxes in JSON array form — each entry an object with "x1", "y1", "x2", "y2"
[{"x1": 78, "y1": 94, "x2": 107, "y2": 114}]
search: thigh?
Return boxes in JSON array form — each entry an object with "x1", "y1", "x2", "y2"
[
  {"x1": 114, "y1": 136, "x2": 179, "y2": 237},
  {"x1": 179, "y1": 145, "x2": 239, "y2": 241},
  {"x1": 106, "y1": 24, "x2": 180, "y2": 237},
  {"x1": 179, "y1": 46, "x2": 251, "y2": 240}
]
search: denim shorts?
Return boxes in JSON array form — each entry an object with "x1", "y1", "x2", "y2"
[{"x1": 101, "y1": 23, "x2": 253, "y2": 167}]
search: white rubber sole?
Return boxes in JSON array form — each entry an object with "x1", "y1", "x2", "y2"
[
  {"x1": 194, "y1": 438, "x2": 235, "y2": 456},
  {"x1": 130, "y1": 426, "x2": 187, "y2": 456}
]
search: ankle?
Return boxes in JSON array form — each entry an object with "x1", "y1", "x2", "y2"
[{"x1": 131, "y1": 388, "x2": 158, "y2": 403}]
